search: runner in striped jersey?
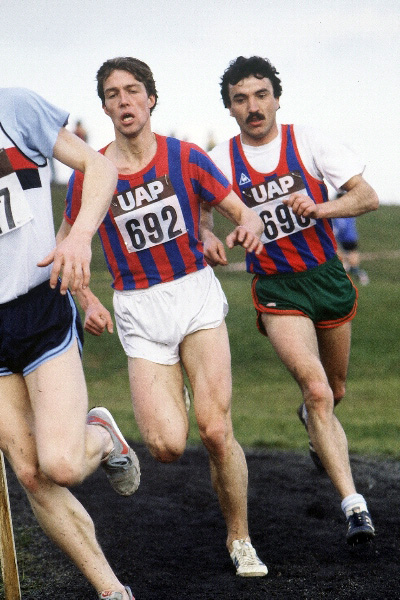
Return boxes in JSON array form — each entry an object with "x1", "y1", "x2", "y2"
[
  {"x1": 59, "y1": 57, "x2": 268, "y2": 577},
  {"x1": 204, "y1": 56, "x2": 379, "y2": 546}
]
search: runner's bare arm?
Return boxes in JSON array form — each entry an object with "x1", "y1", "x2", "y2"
[
  {"x1": 200, "y1": 203, "x2": 228, "y2": 266},
  {"x1": 56, "y1": 218, "x2": 114, "y2": 336},
  {"x1": 283, "y1": 174, "x2": 379, "y2": 219},
  {"x1": 77, "y1": 287, "x2": 114, "y2": 336},
  {"x1": 38, "y1": 128, "x2": 117, "y2": 295},
  {"x1": 215, "y1": 190, "x2": 264, "y2": 254}
]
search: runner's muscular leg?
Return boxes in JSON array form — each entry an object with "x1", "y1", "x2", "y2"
[
  {"x1": 317, "y1": 322, "x2": 352, "y2": 407},
  {"x1": 261, "y1": 314, "x2": 356, "y2": 499},
  {"x1": 180, "y1": 321, "x2": 249, "y2": 549},
  {"x1": 0, "y1": 371, "x2": 127, "y2": 597},
  {"x1": 128, "y1": 357, "x2": 189, "y2": 462},
  {"x1": 26, "y1": 340, "x2": 111, "y2": 486},
  {"x1": 0, "y1": 373, "x2": 37, "y2": 485}
]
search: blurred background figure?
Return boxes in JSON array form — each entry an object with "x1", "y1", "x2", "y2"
[
  {"x1": 73, "y1": 119, "x2": 88, "y2": 142},
  {"x1": 48, "y1": 154, "x2": 57, "y2": 183},
  {"x1": 333, "y1": 192, "x2": 370, "y2": 286},
  {"x1": 206, "y1": 131, "x2": 216, "y2": 152}
]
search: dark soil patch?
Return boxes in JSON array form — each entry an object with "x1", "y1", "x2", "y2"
[{"x1": 3, "y1": 444, "x2": 400, "y2": 599}]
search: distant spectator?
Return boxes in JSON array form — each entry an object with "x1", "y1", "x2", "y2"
[
  {"x1": 73, "y1": 119, "x2": 88, "y2": 142},
  {"x1": 48, "y1": 155, "x2": 57, "y2": 183},
  {"x1": 206, "y1": 131, "x2": 216, "y2": 152},
  {"x1": 333, "y1": 192, "x2": 369, "y2": 285}
]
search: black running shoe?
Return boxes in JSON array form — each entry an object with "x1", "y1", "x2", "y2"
[
  {"x1": 297, "y1": 403, "x2": 325, "y2": 472},
  {"x1": 346, "y1": 510, "x2": 375, "y2": 545}
]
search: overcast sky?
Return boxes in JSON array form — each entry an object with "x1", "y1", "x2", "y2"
[{"x1": 2, "y1": 0, "x2": 399, "y2": 203}]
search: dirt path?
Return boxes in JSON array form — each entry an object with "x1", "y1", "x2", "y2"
[{"x1": 3, "y1": 443, "x2": 400, "y2": 599}]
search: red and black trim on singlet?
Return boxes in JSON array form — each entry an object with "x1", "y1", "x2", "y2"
[
  {"x1": 0, "y1": 125, "x2": 42, "y2": 190},
  {"x1": 230, "y1": 125, "x2": 337, "y2": 275}
]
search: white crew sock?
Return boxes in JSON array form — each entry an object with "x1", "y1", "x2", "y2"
[{"x1": 341, "y1": 493, "x2": 368, "y2": 518}]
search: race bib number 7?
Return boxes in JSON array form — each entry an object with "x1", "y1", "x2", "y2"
[
  {"x1": 0, "y1": 149, "x2": 33, "y2": 236},
  {"x1": 111, "y1": 175, "x2": 187, "y2": 253},
  {"x1": 241, "y1": 171, "x2": 316, "y2": 244}
]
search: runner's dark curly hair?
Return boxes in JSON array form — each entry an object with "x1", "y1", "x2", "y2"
[{"x1": 220, "y1": 56, "x2": 282, "y2": 107}]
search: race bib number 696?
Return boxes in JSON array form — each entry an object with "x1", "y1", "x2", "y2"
[
  {"x1": 241, "y1": 171, "x2": 316, "y2": 244},
  {"x1": 111, "y1": 175, "x2": 187, "y2": 252}
]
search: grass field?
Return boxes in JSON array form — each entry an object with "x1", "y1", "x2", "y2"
[{"x1": 52, "y1": 185, "x2": 400, "y2": 457}]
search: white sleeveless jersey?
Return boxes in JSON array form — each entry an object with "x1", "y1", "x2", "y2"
[{"x1": 0, "y1": 88, "x2": 68, "y2": 303}]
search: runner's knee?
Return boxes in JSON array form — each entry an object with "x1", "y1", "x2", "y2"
[
  {"x1": 12, "y1": 460, "x2": 43, "y2": 495},
  {"x1": 198, "y1": 416, "x2": 232, "y2": 458},
  {"x1": 147, "y1": 436, "x2": 186, "y2": 463},
  {"x1": 39, "y1": 452, "x2": 86, "y2": 487},
  {"x1": 303, "y1": 381, "x2": 334, "y2": 415}
]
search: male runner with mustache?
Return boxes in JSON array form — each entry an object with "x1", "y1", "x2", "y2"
[{"x1": 203, "y1": 55, "x2": 379, "y2": 546}]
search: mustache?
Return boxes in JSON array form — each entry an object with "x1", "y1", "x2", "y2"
[{"x1": 246, "y1": 112, "x2": 265, "y2": 124}]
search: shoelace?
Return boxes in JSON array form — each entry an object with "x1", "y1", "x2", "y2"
[
  {"x1": 349, "y1": 510, "x2": 371, "y2": 527},
  {"x1": 235, "y1": 542, "x2": 258, "y2": 566}
]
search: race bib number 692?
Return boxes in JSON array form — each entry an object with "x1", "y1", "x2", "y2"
[{"x1": 111, "y1": 175, "x2": 187, "y2": 252}]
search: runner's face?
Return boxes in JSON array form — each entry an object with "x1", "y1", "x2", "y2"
[
  {"x1": 102, "y1": 70, "x2": 155, "y2": 138},
  {"x1": 228, "y1": 76, "x2": 280, "y2": 145}
]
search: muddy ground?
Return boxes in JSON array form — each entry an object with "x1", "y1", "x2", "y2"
[{"x1": 3, "y1": 443, "x2": 400, "y2": 599}]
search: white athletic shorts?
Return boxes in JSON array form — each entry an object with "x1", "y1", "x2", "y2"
[{"x1": 113, "y1": 266, "x2": 229, "y2": 365}]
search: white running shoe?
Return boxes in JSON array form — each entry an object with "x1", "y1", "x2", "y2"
[
  {"x1": 230, "y1": 539, "x2": 268, "y2": 577},
  {"x1": 87, "y1": 407, "x2": 140, "y2": 497}
]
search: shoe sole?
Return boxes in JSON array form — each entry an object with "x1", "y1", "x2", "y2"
[
  {"x1": 238, "y1": 572, "x2": 268, "y2": 577},
  {"x1": 236, "y1": 568, "x2": 268, "y2": 577},
  {"x1": 104, "y1": 447, "x2": 141, "y2": 496},
  {"x1": 347, "y1": 528, "x2": 375, "y2": 545}
]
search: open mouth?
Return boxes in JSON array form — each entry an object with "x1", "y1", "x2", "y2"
[{"x1": 121, "y1": 112, "x2": 134, "y2": 123}]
